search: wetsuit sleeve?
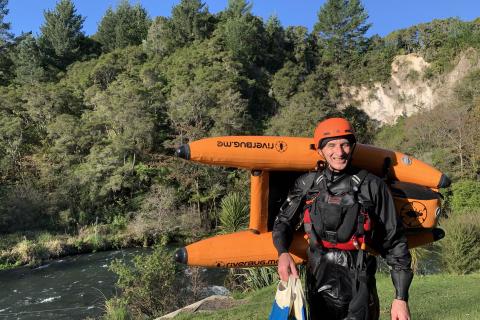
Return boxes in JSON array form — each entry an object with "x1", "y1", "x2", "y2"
[
  {"x1": 272, "y1": 174, "x2": 310, "y2": 255},
  {"x1": 370, "y1": 178, "x2": 413, "y2": 301}
]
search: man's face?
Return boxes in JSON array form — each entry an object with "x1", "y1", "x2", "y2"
[{"x1": 319, "y1": 138, "x2": 352, "y2": 172}]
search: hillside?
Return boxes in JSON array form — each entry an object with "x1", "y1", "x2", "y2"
[{"x1": 344, "y1": 49, "x2": 480, "y2": 124}]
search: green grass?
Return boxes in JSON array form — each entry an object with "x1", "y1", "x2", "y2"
[{"x1": 175, "y1": 273, "x2": 480, "y2": 320}]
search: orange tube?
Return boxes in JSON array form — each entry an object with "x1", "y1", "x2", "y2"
[
  {"x1": 177, "y1": 136, "x2": 450, "y2": 189},
  {"x1": 390, "y1": 181, "x2": 442, "y2": 229},
  {"x1": 249, "y1": 171, "x2": 269, "y2": 233},
  {"x1": 175, "y1": 229, "x2": 445, "y2": 267}
]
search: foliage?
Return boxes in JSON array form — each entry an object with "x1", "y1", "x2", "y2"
[
  {"x1": 103, "y1": 297, "x2": 130, "y2": 320},
  {"x1": 341, "y1": 105, "x2": 379, "y2": 144},
  {"x1": 95, "y1": 1, "x2": 150, "y2": 53},
  {"x1": 385, "y1": 18, "x2": 480, "y2": 76},
  {"x1": 235, "y1": 266, "x2": 279, "y2": 292},
  {"x1": 12, "y1": 33, "x2": 47, "y2": 84},
  {"x1": 10, "y1": 239, "x2": 49, "y2": 266},
  {"x1": 130, "y1": 183, "x2": 182, "y2": 242},
  {"x1": 219, "y1": 192, "x2": 249, "y2": 233},
  {"x1": 109, "y1": 243, "x2": 178, "y2": 318},
  {"x1": 266, "y1": 69, "x2": 337, "y2": 136},
  {"x1": 450, "y1": 180, "x2": 480, "y2": 212},
  {"x1": 440, "y1": 212, "x2": 480, "y2": 274},
  {"x1": 38, "y1": 0, "x2": 86, "y2": 70},
  {"x1": 0, "y1": 183, "x2": 50, "y2": 233},
  {"x1": 0, "y1": 0, "x2": 12, "y2": 44},
  {"x1": 374, "y1": 67, "x2": 480, "y2": 180},
  {"x1": 144, "y1": 0, "x2": 214, "y2": 57},
  {"x1": 0, "y1": 2, "x2": 479, "y2": 282},
  {"x1": 314, "y1": 0, "x2": 370, "y2": 70},
  {"x1": 374, "y1": 117, "x2": 407, "y2": 150},
  {"x1": 216, "y1": 4, "x2": 265, "y2": 67}
]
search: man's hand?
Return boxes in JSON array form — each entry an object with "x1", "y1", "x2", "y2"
[
  {"x1": 391, "y1": 299, "x2": 410, "y2": 320},
  {"x1": 277, "y1": 252, "x2": 299, "y2": 282}
]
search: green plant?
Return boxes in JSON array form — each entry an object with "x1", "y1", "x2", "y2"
[
  {"x1": 440, "y1": 212, "x2": 480, "y2": 274},
  {"x1": 11, "y1": 239, "x2": 49, "y2": 266},
  {"x1": 235, "y1": 266, "x2": 279, "y2": 292},
  {"x1": 409, "y1": 246, "x2": 431, "y2": 274},
  {"x1": 219, "y1": 192, "x2": 249, "y2": 234},
  {"x1": 103, "y1": 297, "x2": 130, "y2": 320},
  {"x1": 450, "y1": 180, "x2": 480, "y2": 212},
  {"x1": 109, "y1": 243, "x2": 178, "y2": 318}
]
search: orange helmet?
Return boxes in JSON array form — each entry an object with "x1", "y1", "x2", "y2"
[{"x1": 313, "y1": 117, "x2": 356, "y2": 149}]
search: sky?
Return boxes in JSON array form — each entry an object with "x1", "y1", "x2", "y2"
[{"x1": 5, "y1": 0, "x2": 480, "y2": 38}]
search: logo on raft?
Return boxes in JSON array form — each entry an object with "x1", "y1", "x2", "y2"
[
  {"x1": 216, "y1": 140, "x2": 288, "y2": 153},
  {"x1": 400, "y1": 201, "x2": 428, "y2": 227},
  {"x1": 215, "y1": 259, "x2": 278, "y2": 268}
]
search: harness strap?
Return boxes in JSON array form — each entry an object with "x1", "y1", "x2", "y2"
[{"x1": 304, "y1": 169, "x2": 372, "y2": 252}]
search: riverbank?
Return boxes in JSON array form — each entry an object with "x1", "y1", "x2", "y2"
[
  {"x1": 0, "y1": 223, "x2": 192, "y2": 270},
  {"x1": 172, "y1": 273, "x2": 480, "y2": 320}
]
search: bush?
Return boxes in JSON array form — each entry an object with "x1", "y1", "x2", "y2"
[
  {"x1": 103, "y1": 297, "x2": 130, "y2": 320},
  {"x1": 440, "y1": 212, "x2": 480, "y2": 274},
  {"x1": 235, "y1": 267, "x2": 279, "y2": 292},
  {"x1": 109, "y1": 243, "x2": 178, "y2": 318},
  {"x1": 219, "y1": 192, "x2": 249, "y2": 234},
  {"x1": 11, "y1": 239, "x2": 49, "y2": 266},
  {"x1": 450, "y1": 180, "x2": 480, "y2": 212}
]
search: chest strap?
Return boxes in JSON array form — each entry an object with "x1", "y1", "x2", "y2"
[{"x1": 303, "y1": 169, "x2": 371, "y2": 251}]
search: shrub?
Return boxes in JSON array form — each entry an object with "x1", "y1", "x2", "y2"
[
  {"x1": 450, "y1": 180, "x2": 480, "y2": 212},
  {"x1": 440, "y1": 212, "x2": 480, "y2": 274},
  {"x1": 219, "y1": 192, "x2": 249, "y2": 234},
  {"x1": 109, "y1": 243, "x2": 178, "y2": 318},
  {"x1": 129, "y1": 183, "x2": 181, "y2": 243},
  {"x1": 103, "y1": 297, "x2": 130, "y2": 320},
  {"x1": 235, "y1": 267, "x2": 279, "y2": 292},
  {"x1": 11, "y1": 239, "x2": 49, "y2": 266}
]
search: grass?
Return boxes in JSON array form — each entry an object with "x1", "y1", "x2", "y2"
[
  {"x1": 174, "y1": 273, "x2": 480, "y2": 320},
  {"x1": 0, "y1": 224, "x2": 150, "y2": 269}
]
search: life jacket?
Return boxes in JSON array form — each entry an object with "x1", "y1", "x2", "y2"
[{"x1": 303, "y1": 169, "x2": 372, "y2": 251}]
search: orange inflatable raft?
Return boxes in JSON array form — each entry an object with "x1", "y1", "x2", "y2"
[
  {"x1": 174, "y1": 136, "x2": 450, "y2": 267},
  {"x1": 176, "y1": 136, "x2": 451, "y2": 189}
]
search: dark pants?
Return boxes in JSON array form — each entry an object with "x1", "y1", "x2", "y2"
[{"x1": 306, "y1": 249, "x2": 380, "y2": 320}]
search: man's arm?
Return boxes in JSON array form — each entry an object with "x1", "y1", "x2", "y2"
[
  {"x1": 272, "y1": 173, "x2": 313, "y2": 280},
  {"x1": 370, "y1": 177, "x2": 413, "y2": 319}
]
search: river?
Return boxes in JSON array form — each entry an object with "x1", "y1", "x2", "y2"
[{"x1": 0, "y1": 248, "x2": 227, "y2": 319}]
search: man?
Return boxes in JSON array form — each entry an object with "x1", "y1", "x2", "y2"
[{"x1": 272, "y1": 118, "x2": 413, "y2": 320}]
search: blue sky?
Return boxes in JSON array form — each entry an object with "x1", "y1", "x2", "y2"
[{"x1": 5, "y1": 0, "x2": 480, "y2": 38}]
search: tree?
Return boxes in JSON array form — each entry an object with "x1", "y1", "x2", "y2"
[
  {"x1": 224, "y1": 0, "x2": 252, "y2": 18},
  {"x1": 145, "y1": 0, "x2": 213, "y2": 57},
  {"x1": 266, "y1": 70, "x2": 337, "y2": 136},
  {"x1": 217, "y1": 0, "x2": 265, "y2": 66},
  {"x1": 95, "y1": 1, "x2": 150, "y2": 53},
  {"x1": 38, "y1": 0, "x2": 85, "y2": 70},
  {"x1": 209, "y1": 88, "x2": 251, "y2": 136},
  {"x1": 341, "y1": 105, "x2": 378, "y2": 144},
  {"x1": 169, "y1": 0, "x2": 213, "y2": 44},
  {"x1": 314, "y1": 0, "x2": 370, "y2": 67},
  {"x1": 0, "y1": 0, "x2": 13, "y2": 84},
  {"x1": 13, "y1": 33, "x2": 47, "y2": 84},
  {"x1": 0, "y1": 0, "x2": 12, "y2": 44},
  {"x1": 264, "y1": 15, "x2": 286, "y2": 72}
]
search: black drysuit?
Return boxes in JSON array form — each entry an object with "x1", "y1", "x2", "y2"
[{"x1": 272, "y1": 166, "x2": 413, "y2": 320}]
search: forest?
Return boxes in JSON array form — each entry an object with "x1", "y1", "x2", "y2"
[{"x1": 0, "y1": 0, "x2": 479, "y2": 318}]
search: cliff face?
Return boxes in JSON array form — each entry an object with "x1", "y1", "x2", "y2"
[{"x1": 343, "y1": 48, "x2": 480, "y2": 124}]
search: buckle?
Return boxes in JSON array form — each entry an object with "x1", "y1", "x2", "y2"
[{"x1": 324, "y1": 231, "x2": 337, "y2": 244}]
